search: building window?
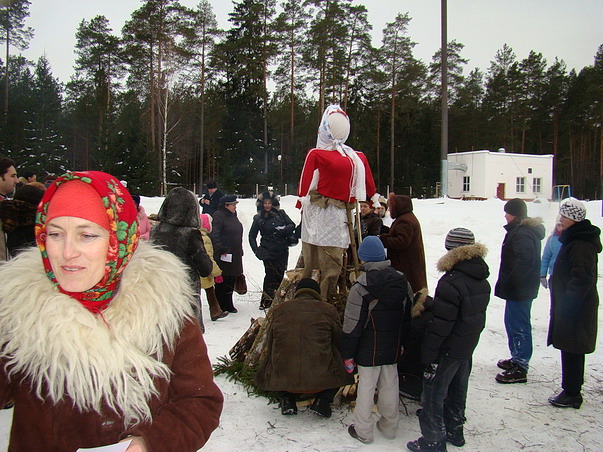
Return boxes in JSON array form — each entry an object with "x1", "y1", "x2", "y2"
[
  {"x1": 516, "y1": 177, "x2": 525, "y2": 193},
  {"x1": 533, "y1": 177, "x2": 542, "y2": 193},
  {"x1": 462, "y1": 176, "x2": 470, "y2": 192},
  {"x1": 528, "y1": 168, "x2": 533, "y2": 174}
]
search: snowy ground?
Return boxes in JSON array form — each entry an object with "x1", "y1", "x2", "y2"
[{"x1": 2, "y1": 195, "x2": 602, "y2": 451}]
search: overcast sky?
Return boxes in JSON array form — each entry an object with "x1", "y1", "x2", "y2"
[{"x1": 19, "y1": 0, "x2": 603, "y2": 83}]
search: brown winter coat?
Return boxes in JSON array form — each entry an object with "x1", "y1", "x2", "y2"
[
  {"x1": 379, "y1": 194, "x2": 427, "y2": 292},
  {"x1": 0, "y1": 243, "x2": 223, "y2": 452},
  {"x1": 254, "y1": 289, "x2": 353, "y2": 392}
]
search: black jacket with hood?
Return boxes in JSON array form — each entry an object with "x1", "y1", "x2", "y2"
[
  {"x1": 548, "y1": 219, "x2": 601, "y2": 354},
  {"x1": 341, "y1": 260, "x2": 412, "y2": 367},
  {"x1": 150, "y1": 187, "x2": 212, "y2": 293},
  {"x1": 421, "y1": 243, "x2": 491, "y2": 365},
  {"x1": 495, "y1": 216, "x2": 545, "y2": 301},
  {"x1": 249, "y1": 204, "x2": 295, "y2": 261}
]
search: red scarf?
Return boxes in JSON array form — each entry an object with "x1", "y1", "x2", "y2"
[{"x1": 35, "y1": 172, "x2": 139, "y2": 314}]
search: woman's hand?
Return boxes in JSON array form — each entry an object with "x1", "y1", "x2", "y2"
[{"x1": 122, "y1": 436, "x2": 148, "y2": 452}]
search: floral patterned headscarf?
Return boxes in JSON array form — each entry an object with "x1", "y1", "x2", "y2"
[{"x1": 35, "y1": 171, "x2": 139, "y2": 314}]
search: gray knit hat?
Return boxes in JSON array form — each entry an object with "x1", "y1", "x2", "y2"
[
  {"x1": 445, "y1": 227, "x2": 475, "y2": 250},
  {"x1": 559, "y1": 197, "x2": 586, "y2": 222}
]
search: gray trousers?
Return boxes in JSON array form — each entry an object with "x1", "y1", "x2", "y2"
[{"x1": 353, "y1": 364, "x2": 399, "y2": 441}]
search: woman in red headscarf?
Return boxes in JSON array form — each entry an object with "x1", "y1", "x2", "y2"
[{"x1": 0, "y1": 171, "x2": 223, "y2": 452}]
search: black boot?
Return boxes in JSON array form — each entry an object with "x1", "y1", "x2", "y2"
[
  {"x1": 310, "y1": 397, "x2": 332, "y2": 418},
  {"x1": 446, "y1": 425, "x2": 465, "y2": 447},
  {"x1": 496, "y1": 358, "x2": 513, "y2": 370},
  {"x1": 548, "y1": 390, "x2": 583, "y2": 409},
  {"x1": 495, "y1": 362, "x2": 527, "y2": 384},
  {"x1": 280, "y1": 394, "x2": 297, "y2": 415},
  {"x1": 407, "y1": 436, "x2": 447, "y2": 452}
]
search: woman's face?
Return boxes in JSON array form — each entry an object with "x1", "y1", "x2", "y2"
[
  {"x1": 558, "y1": 215, "x2": 575, "y2": 231},
  {"x1": 226, "y1": 202, "x2": 237, "y2": 213},
  {"x1": 45, "y1": 216, "x2": 110, "y2": 292},
  {"x1": 263, "y1": 200, "x2": 272, "y2": 211}
]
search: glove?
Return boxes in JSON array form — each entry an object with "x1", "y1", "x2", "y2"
[
  {"x1": 215, "y1": 275, "x2": 223, "y2": 284},
  {"x1": 540, "y1": 277, "x2": 548, "y2": 289},
  {"x1": 343, "y1": 358, "x2": 355, "y2": 373},
  {"x1": 423, "y1": 362, "x2": 438, "y2": 383}
]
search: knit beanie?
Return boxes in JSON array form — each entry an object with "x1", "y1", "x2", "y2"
[
  {"x1": 295, "y1": 278, "x2": 320, "y2": 296},
  {"x1": 504, "y1": 198, "x2": 527, "y2": 218},
  {"x1": 46, "y1": 180, "x2": 110, "y2": 231},
  {"x1": 358, "y1": 235, "x2": 386, "y2": 262},
  {"x1": 445, "y1": 227, "x2": 475, "y2": 250},
  {"x1": 559, "y1": 197, "x2": 586, "y2": 222}
]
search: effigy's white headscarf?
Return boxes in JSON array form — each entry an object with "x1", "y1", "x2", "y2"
[{"x1": 316, "y1": 105, "x2": 366, "y2": 202}]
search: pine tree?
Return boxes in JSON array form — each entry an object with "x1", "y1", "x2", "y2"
[{"x1": 0, "y1": 0, "x2": 33, "y2": 118}]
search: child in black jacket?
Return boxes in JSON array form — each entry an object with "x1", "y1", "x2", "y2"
[{"x1": 407, "y1": 228, "x2": 491, "y2": 452}]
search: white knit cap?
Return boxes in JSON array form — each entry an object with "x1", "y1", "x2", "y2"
[{"x1": 559, "y1": 197, "x2": 586, "y2": 222}]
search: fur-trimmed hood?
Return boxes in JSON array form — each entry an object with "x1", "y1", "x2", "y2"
[
  {"x1": 505, "y1": 216, "x2": 546, "y2": 241},
  {"x1": 411, "y1": 287, "x2": 432, "y2": 319},
  {"x1": 0, "y1": 241, "x2": 196, "y2": 427},
  {"x1": 437, "y1": 242, "x2": 489, "y2": 278}
]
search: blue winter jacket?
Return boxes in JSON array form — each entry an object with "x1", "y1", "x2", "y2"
[{"x1": 540, "y1": 234, "x2": 561, "y2": 277}]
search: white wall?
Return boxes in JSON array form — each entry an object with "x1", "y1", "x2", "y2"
[{"x1": 447, "y1": 151, "x2": 553, "y2": 200}]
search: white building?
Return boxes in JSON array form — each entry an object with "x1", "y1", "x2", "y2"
[{"x1": 447, "y1": 150, "x2": 554, "y2": 200}]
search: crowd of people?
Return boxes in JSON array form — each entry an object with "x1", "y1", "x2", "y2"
[{"x1": 0, "y1": 103, "x2": 601, "y2": 451}]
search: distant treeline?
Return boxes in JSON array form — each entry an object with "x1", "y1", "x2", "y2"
[{"x1": 1, "y1": 0, "x2": 602, "y2": 198}]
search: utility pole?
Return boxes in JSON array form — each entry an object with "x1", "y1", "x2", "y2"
[{"x1": 440, "y1": 0, "x2": 449, "y2": 197}]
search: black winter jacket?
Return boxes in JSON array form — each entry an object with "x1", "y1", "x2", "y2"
[
  {"x1": 548, "y1": 219, "x2": 601, "y2": 354},
  {"x1": 210, "y1": 206, "x2": 244, "y2": 277},
  {"x1": 150, "y1": 187, "x2": 212, "y2": 293},
  {"x1": 341, "y1": 260, "x2": 412, "y2": 367},
  {"x1": 495, "y1": 217, "x2": 545, "y2": 301},
  {"x1": 421, "y1": 243, "x2": 491, "y2": 365},
  {"x1": 248, "y1": 208, "x2": 295, "y2": 261}
]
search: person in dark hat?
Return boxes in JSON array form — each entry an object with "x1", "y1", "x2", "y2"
[
  {"x1": 494, "y1": 198, "x2": 545, "y2": 384},
  {"x1": 254, "y1": 278, "x2": 353, "y2": 418},
  {"x1": 210, "y1": 195, "x2": 243, "y2": 313},
  {"x1": 407, "y1": 228, "x2": 490, "y2": 452},
  {"x1": 199, "y1": 181, "x2": 224, "y2": 216},
  {"x1": 249, "y1": 191, "x2": 296, "y2": 310},
  {"x1": 547, "y1": 198, "x2": 601, "y2": 409}
]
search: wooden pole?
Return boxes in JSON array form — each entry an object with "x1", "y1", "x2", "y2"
[{"x1": 346, "y1": 205, "x2": 360, "y2": 279}]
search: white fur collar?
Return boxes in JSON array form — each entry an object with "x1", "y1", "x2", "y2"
[{"x1": 0, "y1": 241, "x2": 196, "y2": 426}]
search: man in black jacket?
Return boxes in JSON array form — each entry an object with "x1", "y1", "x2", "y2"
[
  {"x1": 494, "y1": 198, "x2": 545, "y2": 384},
  {"x1": 199, "y1": 181, "x2": 224, "y2": 216},
  {"x1": 407, "y1": 228, "x2": 490, "y2": 452}
]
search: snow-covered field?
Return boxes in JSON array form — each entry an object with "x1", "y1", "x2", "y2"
[{"x1": 2, "y1": 195, "x2": 602, "y2": 451}]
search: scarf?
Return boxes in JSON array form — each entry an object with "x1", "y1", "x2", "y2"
[
  {"x1": 35, "y1": 171, "x2": 139, "y2": 313},
  {"x1": 316, "y1": 104, "x2": 367, "y2": 202}
]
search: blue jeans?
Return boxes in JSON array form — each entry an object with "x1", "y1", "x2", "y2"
[
  {"x1": 504, "y1": 300, "x2": 533, "y2": 371},
  {"x1": 419, "y1": 356, "x2": 471, "y2": 443}
]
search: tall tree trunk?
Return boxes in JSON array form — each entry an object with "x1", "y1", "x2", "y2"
[
  {"x1": 198, "y1": 36, "x2": 206, "y2": 195},
  {"x1": 3, "y1": 23, "x2": 9, "y2": 119},
  {"x1": 289, "y1": 35, "x2": 295, "y2": 190}
]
